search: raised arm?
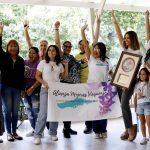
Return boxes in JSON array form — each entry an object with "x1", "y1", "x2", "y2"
[
  {"x1": 0, "y1": 23, "x2": 4, "y2": 52},
  {"x1": 54, "y1": 21, "x2": 63, "y2": 57},
  {"x1": 24, "y1": 21, "x2": 32, "y2": 49},
  {"x1": 112, "y1": 10, "x2": 124, "y2": 47},
  {"x1": 93, "y1": 15, "x2": 101, "y2": 46},
  {"x1": 81, "y1": 24, "x2": 91, "y2": 60},
  {"x1": 145, "y1": 10, "x2": 150, "y2": 42}
]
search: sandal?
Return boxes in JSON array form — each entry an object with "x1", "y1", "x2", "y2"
[
  {"x1": 13, "y1": 133, "x2": 23, "y2": 140},
  {"x1": 7, "y1": 133, "x2": 15, "y2": 142}
]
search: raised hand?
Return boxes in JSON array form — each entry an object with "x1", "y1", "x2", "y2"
[
  {"x1": 145, "y1": 10, "x2": 149, "y2": 17},
  {"x1": 96, "y1": 15, "x2": 101, "y2": 24},
  {"x1": 24, "y1": 19, "x2": 29, "y2": 28},
  {"x1": 54, "y1": 21, "x2": 60, "y2": 29},
  {"x1": 81, "y1": 24, "x2": 88, "y2": 32},
  {"x1": 111, "y1": 10, "x2": 116, "y2": 22}
]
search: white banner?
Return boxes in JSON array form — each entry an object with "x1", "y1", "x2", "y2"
[{"x1": 47, "y1": 82, "x2": 122, "y2": 121}]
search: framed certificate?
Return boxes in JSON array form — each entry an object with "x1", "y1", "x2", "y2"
[{"x1": 111, "y1": 51, "x2": 142, "y2": 89}]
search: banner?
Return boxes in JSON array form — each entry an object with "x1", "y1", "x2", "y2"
[{"x1": 47, "y1": 82, "x2": 122, "y2": 121}]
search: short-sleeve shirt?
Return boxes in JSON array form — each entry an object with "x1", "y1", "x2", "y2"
[
  {"x1": 75, "y1": 52, "x2": 88, "y2": 83},
  {"x1": 62, "y1": 54, "x2": 80, "y2": 83},
  {"x1": 37, "y1": 60, "x2": 64, "y2": 87},
  {"x1": 134, "y1": 81, "x2": 150, "y2": 104},
  {"x1": 87, "y1": 55, "x2": 111, "y2": 83}
]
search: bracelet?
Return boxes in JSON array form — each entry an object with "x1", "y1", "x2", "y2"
[{"x1": 55, "y1": 28, "x2": 59, "y2": 31}]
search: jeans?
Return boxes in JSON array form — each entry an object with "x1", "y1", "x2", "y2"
[
  {"x1": 24, "y1": 88, "x2": 40, "y2": 129},
  {"x1": 1, "y1": 85, "x2": 21, "y2": 134},
  {"x1": 34, "y1": 88, "x2": 58, "y2": 138},
  {"x1": 93, "y1": 119, "x2": 107, "y2": 133}
]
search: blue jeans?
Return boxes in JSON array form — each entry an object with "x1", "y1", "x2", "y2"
[
  {"x1": 93, "y1": 119, "x2": 107, "y2": 133},
  {"x1": 34, "y1": 88, "x2": 58, "y2": 138},
  {"x1": 1, "y1": 85, "x2": 21, "y2": 134},
  {"x1": 24, "y1": 88, "x2": 40, "y2": 129}
]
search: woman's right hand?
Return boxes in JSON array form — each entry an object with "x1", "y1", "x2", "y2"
[
  {"x1": 81, "y1": 24, "x2": 88, "y2": 32},
  {"x1": 54, "y1": 21, "x2": 60, "y2": 29}
]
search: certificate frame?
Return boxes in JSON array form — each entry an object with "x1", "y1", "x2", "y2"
[{"x1": 111, "y1": 51, "x2": 142, "y2": 89}]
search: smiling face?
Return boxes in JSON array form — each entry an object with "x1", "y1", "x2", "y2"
[
  {"x1": 7, "y1": 40, "x2": 19, "y2": 57},
  {"x1": 63, "y1": 41, "x2": 72, "y2": 55},
  {"x1": 139, "y1": 69, "x2": 148, "y2": 81},
  {"x1": 93, "y1": 45, "x2": 101, "y2": 58},
  {"x1": 124, "y1": 33, "x2": 131, "y2": 48},
  {"x1": 79, "y1": 40, "x2": 85, "y2": 53},
  {"x1": 29, "y1": 48, "x2": 39, "y2": 62},
  {"x1": 48, "y1": 47, "x2": 57, "y2": 60}
]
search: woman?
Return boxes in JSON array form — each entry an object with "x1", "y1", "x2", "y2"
[
  {"x1": 34, "y1": 45, "x2": 68, "y2": 145},
  {"x1": 112, "y1": 10, "x2": 142, "y2": 141},
  {"x1": 81, "y1": 22, "x2": 112, "y2": 139},
  {"x1": 0, "y1": 24, "x2": 25, "y2": 142},
  {"x1": 24, "y1": 46, "x2": 40, "y2": 137}
]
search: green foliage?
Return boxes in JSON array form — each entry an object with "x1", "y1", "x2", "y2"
[{"x1": 0, "y1": 4, "x2": 147, "y2": 65}]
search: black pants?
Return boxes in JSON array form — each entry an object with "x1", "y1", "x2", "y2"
[
  {"x1": 63, "y1": 121, "x2": 71, "y2": 129},
  {"x1": 0, "y1": 84, "x2": 4, "y2": 135},
  {"x1": 93, "y1": 119, "x2": 107, "y2": 133},
  {"x1": 85, "y1": 121, "x2": 92, "y2": 129}
]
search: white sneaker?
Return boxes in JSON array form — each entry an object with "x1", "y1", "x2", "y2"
[
  {"x1": 95, "y1": 133, "x2": 100, "y2": 139},
  {"x1": 34, "y1": 137, "x2": 41, "y2": 145},
  {"x1": 26, "y1": 130, "x2": 34, "y2": 137},
  {"x1": 50, "y1": 135, "x2": 58, "y2": 141},
  {"x1": 101, "y1": 132, "x2": 107, "y2": 138},
  {"x1": 140, "y1": 138, "x2": 147, "y2": 145}
]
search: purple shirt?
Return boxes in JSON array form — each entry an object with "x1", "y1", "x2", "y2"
[{"x1": 24, "y1": 59, "x2": 39, "y2": 87}]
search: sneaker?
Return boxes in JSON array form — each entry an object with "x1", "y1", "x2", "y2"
[
  {"x1": 50, "y1": 135, "x2": 58, "y2": 141},
  {"x1": 101, "y1": 132, "x2": 107, "y2": 138},
  {"x1": 34, "y1": 137, "x2": 41, "y2": 145},
  {"x1": 83, "y1": 127, "x2": 92, "y2": 134},
  {"x1": 69, "y1": 129, "x2": 77, "y2": 135},
  {"x1": 13, "y1": 133, "x2": 23, "y2": 140},
  {"x1": 95, "y1": 133, "x2": 100, "y2": 139},
  {"x1": 7, "y1": 133, "x2": 15, "y2": 142},
  {"x1": 63, "y1": 129, "x2": 70, "y2": 138},
  {"x1": 140, "y1": 138, "x2": 147, "y2": 145},
  {"x1": 26, "y1": 130, "x2": 34, "y2": 137}
]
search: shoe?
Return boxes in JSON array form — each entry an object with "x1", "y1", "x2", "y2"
[
  {"x1": 34, "y1": 137, "x2": 41, "y2": 145},
  {"x1": 120, "y1": 130, "x2": 129, "y2": 140},
  {"x1": 140, "y1": 138, "x2": 148, "y2": 145},
  {"x1": 95, "y1": 133, "x2": 100, "y2": 139},
  {"x1": 69, "y1": 128, "x2": 77, "y2": 135},
  {"x1": 101, "y1": 132, "x2": 107, "y2": 138},
  {"x1": 13, "y1": 133, "x2": 23, "y2": 140},
  {"x1": 50, "y1": 135, "x2": 58, "y2": 141},
  {"x1": 128, "y1": 124, "x2": 137, "y2": 141},
  {"x1": 0, "y1": 139, "x2": 3, "y2": 143},
  {"x1": 7, "y1": 133, "x2": 15, "y2": 142},
  {"x1": 83, "y1": 127, "x2": 92, "y2": 134},
  {"x1": 63, "y1": 129, "x2": 70, "y2": 138},
  {"x1": 26, "y1": 130, "x2": 34, "y2": 137}
]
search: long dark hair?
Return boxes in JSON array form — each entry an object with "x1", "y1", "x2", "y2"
[
  {"x1": 123, "y1": 31, "x2": 140, "y2": 50},
  {"x1": 138, "y1": 67, "x2": 150, "y2": 82},
  {"x1": 94, "y1": 42, "x2": 109, "y2": 62},
  {"x1": 45, "y1": 45, "x2": 61, "y2": 65},
  {"x1": 144, "y1": 49, "x2": 150, "y2": 62}
]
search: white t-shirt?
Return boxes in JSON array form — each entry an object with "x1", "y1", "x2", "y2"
[
  {"x1": 134, "y1": 81, "x2": 150, "y2": 104},
  {"x1": 37, "y1": 60, "x2": 64, "y2": 87},
  {"x1": 87, "y1": 55, "x2": 111, "y2": 83},
  {"x1": 123, "y1": 48, "x2": 142, "y2": 55}
]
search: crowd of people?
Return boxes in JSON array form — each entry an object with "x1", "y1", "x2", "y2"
[{"x1": 0, "y1": 10, "x2": 150, "y2": 146}]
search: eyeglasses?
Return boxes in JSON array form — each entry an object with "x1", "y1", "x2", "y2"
[{"x1": 64, "y1": 45, "x2": 72, "y2": 48}]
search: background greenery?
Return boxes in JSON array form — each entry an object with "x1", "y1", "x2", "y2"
[{"x1": 0, "y1": 4, "x2": 147, "y2": 66}]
